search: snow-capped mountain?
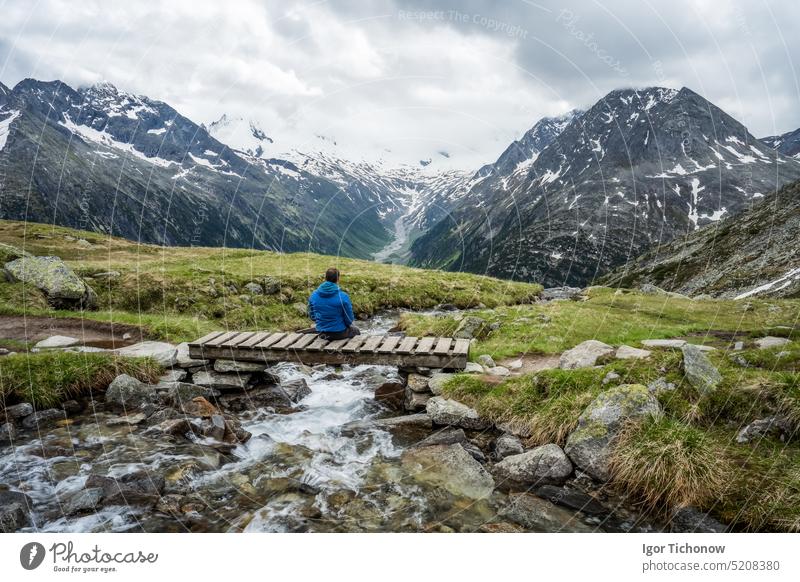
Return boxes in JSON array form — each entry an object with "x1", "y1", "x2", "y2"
[
  {"x1": 762, "y1": 127, "x2": 800, "y2": 158},
  {"x1": 410, "y1": 87, "x2": 800, "y2": 286}
]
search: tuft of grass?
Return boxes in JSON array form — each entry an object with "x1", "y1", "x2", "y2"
[
  {"x1": 735, "y1": 344, "x2": 800, "y2": 372},
  {"x1": 0, "y1": 352, "x2": 163, "y2": 408},
  {"x1": 609, "y1": 416, "x2": 728, "y2": 511}
]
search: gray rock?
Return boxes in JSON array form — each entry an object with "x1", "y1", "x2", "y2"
[
  {"x1": 559, "y1": 340, "x2": 614, "y2": 369},
  {"x1": 506, "y1": 359, "x2": 523, "y2": 370},
  {"x1": 105, "y1": 374, "x2": 156, "y2": 411},
  {"x1": 374, "y1": 414, "x2": 433, "y2": 430},
  {"x1": 4, "y1": 402, "x2": 33, "y2": 418},
  {"x1": 602, "y1": 371, "x2": 621, "y2": 385},
  {"x1": 158, "y1": 369, "x2": 187, "y2": 383},
  {"x1": 35, "y1": 335, "x2": 80, "y2": 349},
  {"x1": 214, "y1": 359, "x2": 268, "y2": 373},
  {"x1": 21, "y1": 408, "x2": 66, "y2": 429},
  {"x1": 464, "y1": 362, "x2": 484, "y2": 374},
  {"x1": 493, "y1": 433, "x2": 524, "y2": 459},
  {"x1": 682, "y1": 344, "x2": 722, "y2": 394},
  {"x1": 0, "y1": 422, "x2": 16, "y2": 444},
  {"x1": 292, "y1": 302, "x2": 308, "y2": 317},
  {"x1": 217, "y1": 386, "x2": 294, "y2": 412},
  {"x1": 163, "y1": 382, "x2": 220, "y2": 406},
  {"x1": 535, "y1": 484, "x2": 608, "y2": 516},
  {"x1": 641, "y1": 339, "x2": 686, "y2": 348},
  {"x1": 639, "y1": 283, "x2": 690, "y2": 299},
  {"x1": 500, "y1": 492, "x2": 594, "y2": 532},
  {"x1": 374, "y1": 381, "x2": 405, "y2": 410},
  {"x1": 192, "y1": 370, "x2": 251, "y2": 391},
  {"x1": 733, "y1": 341, "x2": 745, "y2": 351},
  {"x1": 0, "y1": 490, "x2": 33, "y2": 532},
  {"x1": 115, "y1": 341, "x2": 178, "y2": 367},
  {"x1": 541, "y1": 286, "x2": 583, "y2": 301},
  {"x1": 485, "y1": 366, "x2": 510, "y2": 377},
  {"x1": 262, "y1": 277, "x2": 281, "y2": 295},
  {"x1": 208, "y1": 415, "x2": 227, "y2": 441},
  {"x1": 175, "y1": 342, "x2": 210, "y2": 368},
  {"x1": 461, "y1": 441, "x2": 486, "y2": 463},
  {"x1": 4, "y1": 255, "x2": 96, "y2": 309},
  {"x1": 244, "y1": 282, "x2": 264, "y2": 295},
  {"x1": 414, "y1": 427, "x2": 467, "y2": 448},
  {"x1": 615, "y1": 345, "x2": 652, "y2": 360},
  {"x1": 92, "y1": 271, "x2": 120, "y2": 280},
  {"x1": 427, "y1": 372, "x2": 454, "y2": 395},
  {"x1": 647, "y1": 377, "x2": 676, "y2": 394},
  {"x1": 401, "y1": 443, "x2": 495, "y2": 499},
  {"x1": 736, "y1": 416, "x2": 794, "y2": 444},
  {"x1": 281, "y1": 378, "x2": 312, "y2": 402},
  {"x1": 564, "y1": 384, "x2": 661, "y2": 482},
  {"x1": 62, "y1": 487, "x2": 104, "y2": 515},
  {"x1": 426, "y1": 396, "x2": 491, "y2": 430},
  {"x1": 405, "y1": 388, "x2": 431, "y2": 412},
  {"x1": 406, "y1": 373, "x2": 431, "y2": 393},
  {"x1": 454, "y1": 316, "x2": 486, "y2": 340},
  {"x1": 670, "y1": 506, "x2": 727, "y2": 533},
  {"x1": 85, "y1": 471, "x2": 165, "y2": 506},
  {"x1": 755, "y1": 336, "x2": 791, "y2": 350},
  {"x1": 494, "y1": 444, "x2": 573, "y2": 486},
  {"x1": 106, "y1": 413, "x2": 147, "y2": 426},
  {"x1": 476, "y1": 354, "x2": 495, "y2": 368}
]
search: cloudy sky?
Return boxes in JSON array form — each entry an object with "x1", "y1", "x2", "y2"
[{"x1": 1, "y1": 0, "x2": 798, "y2": 169}]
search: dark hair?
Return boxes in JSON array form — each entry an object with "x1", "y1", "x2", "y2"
[{"x1": 325, "y1": 267, "x2": 340, "y2": 283}]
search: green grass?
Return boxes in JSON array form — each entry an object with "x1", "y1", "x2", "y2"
[{"x1": 0, "y1": 352, "x2": 163, "y2": 408}]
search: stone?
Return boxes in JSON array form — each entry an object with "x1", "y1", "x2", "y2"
[
  {"x1": 681, "y1": 344, "x2": 722, "y2": 394},
  {"x1": 493, "y1": 433, "x2": 524, "y2": 460},
  {"x1": 21, "y1": 408, "x2": 66, "y2": 429},
  {"x1": 426, "y1": 396, "x2": 491, "y2": 430},
  {"x1": 639, "y1": 283, "x2": 690, "y2": 299},
  {"x1": 478, "y1": 522, "x2": 525, "y2": 533},
  {"x1": 373, "y1": 414, "x2": 433, "y2": 430},
  {"x1": 214, "y1": 359, "x2": 268, "y2": 373},
  {"x1": 262, "y1": 277, "x2": 281, "y2": 294},
  {"x1": 454, "y1": 316, "x2": 485, "y2": 340},
  {"x1": 641, "y1": 339, "x2": 686, "y2": 348},
  {"x1": 115, "y1": 341, "x2": 178, "y2": 367},
  {"x1": 506, "y1": 359, "x2": 523, "y2": 370},
  {"x1": 4, "y1": 402, "x2": 33, "y2": 418},
  {"x1": 34, "y1": 335, "x2": 80, "y2": 349},
  {"x1": 163, "y1": 382, "x2": 220, "y2": 406},
  {"x1": 406, "y1": 373, "x2": 431, "y2": 393},
  {"x1": 281, "y1": 378, "x2": 312, "y2": 402},
  {"x1": 541, "y1": 286, "x2": 583, "y2": 301},
  {"x1": 647, "y1": 377, "x2": 676, "y2": 394},
  {"x1": 461, "y1": 441, "x2": 486, "y2": 463},
  {"x1": 86, "y1": 470, "x2": 165, "y2": 506},
  {"x1": 564, "y1": 384, "x2": 661, "y2": 482},
  {"x1": 615, "y1": 345, "x2": 651, "y2": 360},
  {"x1": 374, "y1": 381, "x2": 405, "y2": 410},
  {"x1": 414, "y1": 427, "x2": 467, "y2": 448},
  {"x1": 292, "y1": 302, "x2": 308, "y2": 317},
  {"x1": 208, "y1": 415, "x2": 227, "y2": 441},
  {"x1": 602, "y1": 371, "x2": 621, "y2": 385},
  {"x1": 476, "y1": 354, "x2": 495, "y2": 368},
  {"x1": 244, "y1": 282, "x2": 263, "y2": 295},
  {"x1": 62, "y1": 487, "x2": 104, "y2": 515},
  {"x1": 4, "y1": 255, "x2": 96, "y2": 309},
  {"x1": 175, "y1": 342, "x2": 210, "y2": 368},
  {"x1": 156, "y1": 418, "x2": 202, "y2": 437},
  {"x1": 105, "y1": 374, "x2": 156, "y2": 411},
  {"x1": 192, "y1": 370, "x2": 252, "y2": 391},
  {"x1": 159, "y1": 369, "x2": 187, "y2": 383},
  {"x1": 670, "y1": 506, "x2": 727, "y2": 533},
  {"x1": 559, "y1": 340, "x2": 614, "y2": 369},
  {"x1": 500, "y1": 492, "x2": 594, "y2": 532},
  {"x1": 181, "y1": 396, "x2": 219, "y2": 418},
  {"x1": 0, "y1": 490, "x2": 33, "y2": 532},
  {"x1": 0, "y1": 422, "x2": 16, "y2": 444},
  {"x1": 106, "y1": 413, "x2": 147, "y2": 426},
  {"x1": 755, "y1": 336, "x2": 791, "y2": 350},
  {"x1": 401, "y1": 444, "x2": 495, "y2": 499},
  {"x1": 535, "y1": 484, "x2": 608, "y2": 516},
  {"x1": 464, "y1": 362, "x2": 484, "y2": 374},
  {"x1": 485, "y1": 366, "x2": 510, "y2": 377},
  {"x1": 736, "y1": 416, "x2": 794, "y2": 444},
  {"x1": 427, "y1": 373, "x2": 453, "y2": 396},
  {"x1": 92, "y1": 271, "x2": 120, "y2": 280},
  {"x1": 733, "y1": 341, "x2": 745, "y2": 351},
  {"x1": 217, "y1": 386, "x2": 294, "y2": 412},
  {"x1": 404, "y1": 388, "x2": 431, "y2": 412},
  {"x1": 493, "y1": 444, "x2": 573, "y2": 486},
  {"x1": 0, "y1": 241, "x2": 31, "y2": 263}
]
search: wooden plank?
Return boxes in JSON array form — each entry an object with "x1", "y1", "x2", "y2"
[
  {"x1": 289, "y1": 334, "x2": 318, "y2": 350},
  {"x1": 239, "y1": 332, "x2": 270, "y2": 348},
  {"x1": 358, "y1": 335, "x2": 385, "y2": 353},
  {"x1": 256, "y1": 332, "x2": 286, "y2": 349},
  {"x1": 223, "y1": 331, "x2": 255, "y2": 347},
  {"x1": 273, "y1": 332, "x2": 302, "y2": 350},
  {"x1": 324, "y1": 338, "x2": 350, "y2": 352},
  {"x1": 396, "y1": 336, "x2": 417, "y2": 354},
  {"x1": 341, "y1": 336, "x2": 367, "y2": 353},
  {"x1": 452, "y1": 339, "x2": 471, "y2": 355},
  {"x1": 205, "y1": 331, "x2": 239, "y2": 347},
  {"x1": 192, "y1": 330, "x2": 224, "y2": 345},
  {"x1": 307, "y1": 337, "x2": 330, "y2": 351},
  {"x1": 414, "y1": 337, "x2": 436, "y2": 354},
  {"x1": 377, "y1": 335, "x2": 401, "y2": 353},
  {"x1": 433, "y1": 337, "x2": 452, "y2": 355}
]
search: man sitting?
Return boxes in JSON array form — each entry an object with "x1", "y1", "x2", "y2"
[{"x1": 306, "y1": 267, "x2": 361, "y2": 340}]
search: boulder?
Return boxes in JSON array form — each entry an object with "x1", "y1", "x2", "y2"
[
  {"x1": 374, "y1": 381, "x2": 405, "y2": 410},
  {"x1": 62, "y1": 487, "x2": 104, "y2": 515},
  {"x1": 21, "y1": 408, "x2": 66, "y2": 429},
  {"x1": 401, "y1": 443, "x2": 495, "y2": 499},
  {"x1": 192, "y1": 370, "x2": 252, "y2": 391},
  {"x1": 4, "y1": 255, "x2": 96, "y2": 309},
  {"x1": 0, "y1": 490, "x2": 33, "y2": 532},
  {"x1": 0, "y1": 422, "x2": 16, "y2": 444},
  {"x1": 163, "y1": 382, "x2": 220, "y2": 406},
  {"x1": 476, "y1": 354, "x2": 495, "y2": 368},
  {"x1": 207, "y1": 415, "x2": 227, "y2": 441},
  {"x1": 454, "y1": 316, "x2": 485, "y2": 340},
  {"x1": 506, "y1": 359, "x2": 523, "y2": 370},
  {"x1": 736, "y1": 416, "x2": 794, "y2": 444},
  {"x1": 426, "y1": 396, "x2": 491, "y2": 430},
  {"x1": 414, "y1": 427, "x2": 468, "y2": 448},
  {"x1": 681, "y1": 344, "x2": 722, "y2": 394},
  {"x1": 175, "y1": 342, "x2": 209, "y2": 368},
  {"x1": 106, "y1": 413, "x2": 147, "y2": 426},
  {"x1": 541, "y1": 286, "x2": 583, "y2": 301},
  {"x1": 493, "y1": 433, "x2": 524, "y2": 460},
  {"x1": 34, "y1": 335, "x2": 80, "y2": 349},
  {"x1": 181, "y1": 396, "x2": 219, "y2": 418},
  {"x1": 217, "y1": 386, "x2": 295, "y2": 412},
  {"x1": 755, "y1": 336, "x2": 791, "y2": 350},
  {"x1": 464, "y1": 362, "x2": 484, "y2": 374},
  {"x1": 615, "y1": 345, "x2": 651, "y2": 360},
  {"x1": 105, "y1": 374, "x2": 156, "y2": 411},
  {"x1": 641, "y1": 339, "x2": 686, "y2": 349},
  {"x1": 4, "y1": 402, "x2": 33, "y2": 418},
  {"x1": 115, "y1": 341, "x2": 177, "y2": 367},
  {"x1": 262, "y1": 277, "x2": 281, "y2": 295},
  {"x1": 244, "y1": 282, "x2": 264, "y2": 295},
  {"x1": 404, "y1": 388, "x2": 431, "y2": 412},
  {"x1": 214, "y1": 359, "x2": 268, "y2": 373},
  {"x1": 427, "y1": 372, "x2": 453, "y2": 395},
  {"x1": 670, "y1": 506, "x2": 727, "y2": 533},
  {"x1": 374, "y1": 414, "x2": 433, "y2": 430},
  {"x1": 564, "y1": 384, "x2": 661, "y2": 482},
  {"x1": 158, "y1": 369, "x2": 187, "y2": 383},
  {"x1": 281, "y1": 378, "x2": 312, "y2": 402},
  {"x1": 647, "y1": 377, "x2": 676, "y2": 394},
  {"x1": 535, "y1": 484, "x2": 608, "y2": 516},
  {"x1": 0, "y1": 242, "x2": 31, "y2": 264},
  {"x1": 86, "y1": 470, "x2": 165, "y2": 506},
  {"x1": 500, "y1": 492, "x2": 594, "y2": 532},
  {"x1": 485, "y1": 366, "x2": 510, "y2": 377},
  {"x1": 406, "y1": 373, "x2": 431, "y2": 393},
  {"x1": 493, "y1": 444, "x2": 573, "y2": 486},
  {"x1": 559, "y1": 340, "x2": 614, "y2": 369}
]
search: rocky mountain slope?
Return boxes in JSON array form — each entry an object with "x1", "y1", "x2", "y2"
[
  {"x1": 762, "y1": 127, "x2": 800, "y2": 158},
  {"x1": 601, "y1": 178, "x2": 800, "y2": 299},
  {"x1": 410, "y1": 87, "x2": 800, "y2": 286}
]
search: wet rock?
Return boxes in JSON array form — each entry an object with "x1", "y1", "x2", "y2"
[
  {"x1": 404, "y1": 388, "x2": 431, "y2": 412},
  {"x1": 615, "y1": 345, "x2": 651, "y2": 360},
  {"x1": 494, "y1": 444, "x2": 573, "y2": 486},
  {"x1": 670, "y1": 506, "x2": 727, "y2": 533},
  {"x1": 401, "y1": 443, "x2": 495, "y2": 499},
  {"x1": 681, "y1": 344, "x2": 722, "y2": 394},
  {"x1": 222, "y1": 417, "x2": 252, "y2": 444},
  {"x1": 192, "y1": 370, "x2": 252, "y2": 391},
  {"x1": 493, "y1": 433, "x2": 524, "y2": 460},
  {"x1": 0, "y1": 422, "x2": 16, "y2": 444},
  {"x1": 560, "y1": 340, "x2": 614, "y2": 369},
  {"x1": 115, "y1": 341, "x2": 178, "y2": 367},
  {"x1": 214, "y1": 359, "x2": 268, "y2": 373},
  {"x1": 282, "y1": 378, "x2": 312, "y2": 402},
  {"x1": 152, "y1": 418, "x2": 204, "y2": 438},
  {"x1": 414, "y1": 427, "x2": 467, "y2": 448},
  {"x1": 374, "y1": 381, "x2": 405, "y2": 410},
  {"x1": 641, "y1": 339, "x2": 686, "y2": 349},
  {"x1": 454, "y1": 316, "x2": 485, "y2": 340},
  {"x1": 86, "y1": 470, "x2": 165, "y2": 506},
  {"x1": 406, "y1": 373, "x2": 430, "y2": 393},
  {"x1": 565, "y1": 384, "x2": 661, "y2": 482},
  {"x1": 478, "y1": 522, "x2": 525, "y2": 533},
  {"x1": 541, "y1": 286, "x2": 583, "y2": 301},
  {"x1": 485, "y1": 366, "x2": 510, "y2": 377},
  {"x1": 426, "y1": 396, "x2": 491, "y2": 430},
  {"x1": 106, "y1": 413, "x2": 147, "y2": 426},
  {"x1": 105, "y1": 374, "x2": 157, "y2": 411},
  {"x1": 159, "y1": 369, "x2": 188, "y2": 383},
  {"x1": 207, "y1": 415, "x2": 227, "y2": 441},
  {"x1": 4, "y1": 402, "x2": 33, "y2": 418},
  {"x1": 464, "y1": 362, "x2": 484, "y2": 374},
  {"x1": 755, "y1": 336, "x2": 791, "y2": 350},
  {"x1": 164, "y1": 382, "x2": 220, "y2": 406},
  {"x1": 427, "y1": 372, "x2": 454, "y2": 395},
  {"x1": 175, "y1": 342, "x2": 209, "y2": 368},
  {"x1": 647, "y1": 377, "x2": 676, "y2": 394},
  {"x1": 181, "y1": 396, "x2": 219, "y2": 418},
  {"x1": 535, "y1": 484, "x2": 608, "y2": 516},
  {"x1": 218, "y1": 386, "x2": 294, "y2": 412},
  {"x1": 62, "y1": 487, "x2": 104, "y2": 515},
  {"x1": 21, "y1": 408, "x2": 67, "y2": 429},
  {"x1": 0, "y1": 490, "x2": 33, "y2": 532},
  {"x1": 4, "y1": 255, "x2": 97, "y2": 309},
  {"x1": 500, "y1": 492, "x2": 594, "y2": 532},
  {"x1": 476, "y1": 354, "x2": 495, "y2": 368},
  {"x1": 345, "y1": 413, "x2": 434, "y2": 434},
  {"x1": 35, "y1": 335, "x2": 80, "y2": 349},
  {"x1": 736, "y1": 416, "x2": 794, "y2": 444}
]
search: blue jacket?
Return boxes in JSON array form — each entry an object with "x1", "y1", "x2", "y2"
[{"x1": 308, "y1": 281, "x2": 355, "y2": 332}]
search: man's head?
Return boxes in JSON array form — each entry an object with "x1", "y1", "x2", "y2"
[{"x1": 325, "y1": 267, "x2": 340, "y2": 283}]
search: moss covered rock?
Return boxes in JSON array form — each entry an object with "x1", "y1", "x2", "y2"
[
  {"x1": 564, "y1": 383, "x2": 660, "y2": 482},
  {"x1": 4, "y1": 255, "x2": 96, "y2": 309},
  {"x1": 0, "y1": 242, "x2": 31, "y2": 265}
]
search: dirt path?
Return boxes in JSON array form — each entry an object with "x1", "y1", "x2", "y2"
[
  {"x1": 0, "y1": 316, "x2": 148, "y2": 349},
  {"x1": 499, "y1": 354, "x2": 561, "y2": 374}
]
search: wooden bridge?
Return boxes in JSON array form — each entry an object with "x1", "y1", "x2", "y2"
[{"x1": 188, "y1": 331, "x2": 470, "y2": 370}]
